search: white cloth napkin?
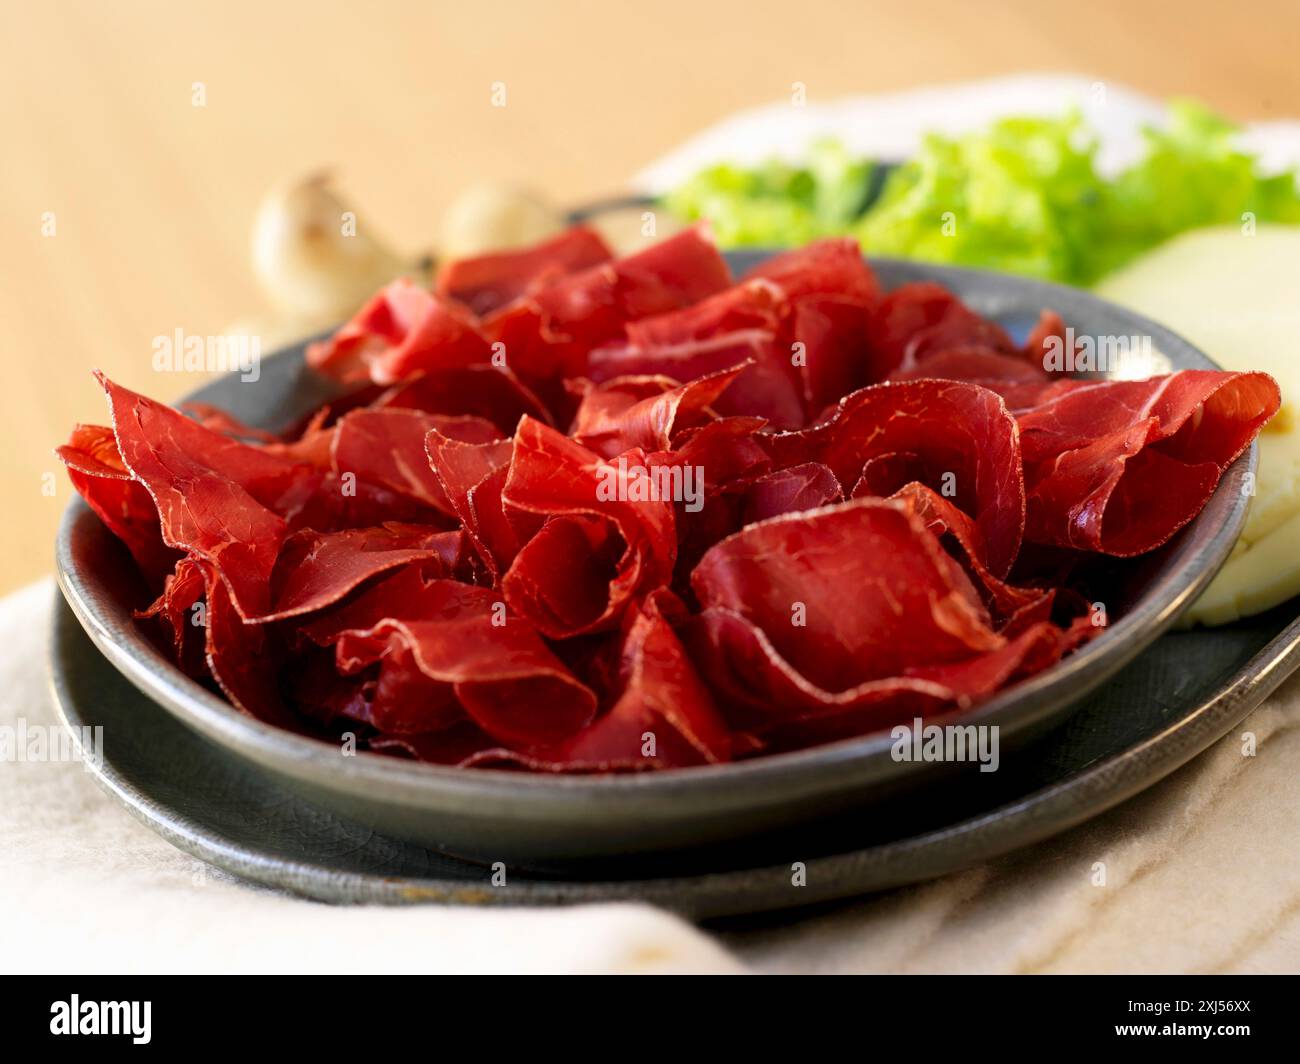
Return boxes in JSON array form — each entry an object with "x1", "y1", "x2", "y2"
[{"x1": 8, "y1": 76, "x2": 1299, "y2": 974}]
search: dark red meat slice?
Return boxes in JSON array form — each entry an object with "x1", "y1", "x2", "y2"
[
  {"x1": 740, "y1": 462, "x2": 843, "y2": 525},
  {"x1": 590, "y1": 329, "x2": 804, "y2": 429},
  {"x1": 623, "y1": 277, "x2": 784, "y2": 346},
  {"x1": 435, "y1": 226, "x2": 612, "y2": 316},
  {"x1": 889, "y1": 482, "x2": 1053, "y2": 632},
  {"x1": 657, "y1": 416, "x2": 771, "y2": 490},
  {"x1": 375, "y1": 365, "x2": 551, "y2": 432},
  {"x1": 135, "y1": 555, "x2": 208, "y2": 675},
  {"x1": 681, "y1": 605, "x2": 956, "y2": 737},
  {"x1": 56, "y1": 423, "x2": 179, "y2": 582},
  {"x1": 590, "y1": 239, "x2": 883, "y2": 428},
  {"x1": 684, "y1": 581, "x2": 1086, "y2": 746},
  {"x1": 338, "y1": 639, "x2": 462, "y2": 735},
  {"x1": 744, "y1": 238, "x2": 886, "y2": 408},
  {"x1": 500, "y1": 417, "x2": 676, "y2": 636},
  {"x1": 766, "y1": 379, "x2": 1025, "y2": 577},
  {"x1": 501, "y1": 514, "x2": 627, "y2": 636},
  {"x1": 201, "y1": 562, "x2": 299, "y2": 727},
  {"x1": 545, "y1": 590, "x2": 730, "y2": 768},
  {"x1": 742, "y1": 237, "x2": 881, "y2": 303},
  {"x1": 178, "y1": 402, "x2": 281, "y2": 444},
  {"x1": 95, "y1": 373, "x2": 320, "y2": 618},
  {"x1": 331, "y1": 579, "x2": 597, "y2": 746},
  {"x1": 868, "y1": 279, "x2": 1019, "y2": 372},
  {"x1": 484, "y1": 226, "x2": 732, "y2": 385},
  {"x1": 868, "y1": 281, "x2": 1016, "y2": 374},
  {"x1": 332, "y1": 407, "x2": 500, "y2": 516},
  {"x1": 1017, "y1": 370, "x2": 1281, "y2": 555},
  {"x1": 424, "y1": 430, "x2": 517, "y2": 577},
  {"x1": 306, "y1": 277, "x2": 492, "y2": 385},
  {"x1": 262, "y1": 524, "x2": 464, "y2": 622},
  {"x1": 887, "y1": 346, "x2": 1052, "y2": 404},
  {"x1": 398, "y1": 591, "x2": 732, "y2": 771},
  {"x1": 568, "y1": 362, "x2": 745, "y2": 458},
  {"x1": 692, "y1": 497, "x2": 1004, "y2": 693},
  {"x1": 904, "y1": 616, "x2": 1093, "y2": 698}
]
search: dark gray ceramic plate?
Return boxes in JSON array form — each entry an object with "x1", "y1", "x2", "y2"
[
  {"x1": 54, "y1": 256, "x2": 1258, "y2": 866},
  {"x1": 48, "y1": 590, "x2": 1300, "y2": 918}
]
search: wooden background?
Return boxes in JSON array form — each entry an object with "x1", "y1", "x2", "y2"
[{"x1": 4, "y1": 0, "x2": 1298, "y2": 594}]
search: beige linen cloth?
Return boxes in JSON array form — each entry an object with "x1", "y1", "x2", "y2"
[
  {"x1": 6, "y1": 77, "x2": 1300, "y2": 974},
  {"x1": 4, "y1": 577, "x2": 1299, "y2": 973}
]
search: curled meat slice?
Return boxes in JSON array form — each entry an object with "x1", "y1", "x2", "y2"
[
  {"x1": 436, "y1": 225, "x2": 612, "y2": 317},
  {"x1": 307, "y1": 278, "x2": 491, "y2": 385},
  {"x1": 484, "y1": 226, "x2": 732, "y2": 385},
  {"x1": 331, "y1": 579, "x2": 596, "y2": 746},
  {"x1": 499, "y1": 417, "x2": 676, "y2": 636},
  {"x1": 1017, "y1": 370, "x2": 1280, "y2": 555},
  {"x1": 94, "y1": 373, "x2": 320, "y2": 618},
  {"x1": 568, "y1": 362, "x2": 746, "y2": 458},
  {"x1": 691, "y1": 497, "x2": 1002, "y2": 693},
  {"x1": 766, "y1": 379, "x2": 1025, "y2": 577}
]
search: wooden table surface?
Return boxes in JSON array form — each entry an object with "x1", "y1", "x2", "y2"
[{"x1": 3, "y1": 0, "x2": 1298, "y2": 595}]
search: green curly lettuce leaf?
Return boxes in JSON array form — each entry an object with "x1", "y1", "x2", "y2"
[
  {"x1": 855, "y1": 113, "x2": 1104, "y2": 282},
  {"x1": 662, "y1": 139, "x2": 873, "y2": 247},
  {"x1": 663, "y1": 102, "x2": 1300, "y2": 285},
  {"x1": 1088, "y1": 101, "x2": 1300, "y2": 279}
]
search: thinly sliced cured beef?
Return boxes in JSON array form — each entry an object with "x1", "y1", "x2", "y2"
[
  {"x1": 134, "y1": 555, "x2": 208, "y2": 675},
  {"x1": 588, "y1": 239, "x2": 883, "y2": 429},
  {"x1": 337, "y1": 638, "x2": 461, "y2": 735},
  {"x1": 201, "y1": 562, "x2": 300, "y2": 728},
  {"x1": 658, "y1": 416, "x2": 771, "y2": 490},
  {"x1": 57, "y1": 423, "x2": 179, "y2": 582},
  {"x1": 744, "y1": 238, "x2": 886, "y2": 409},
  {"x1": 684, "y1": 591, "x2": 1088, "y2": 745},
  {"x1": 561, "y1": 587, "x2": 733, "y2": 764},
  {"x1": 888, "y1": 482, "x2": 1053, "y2": 632},
  {"x1": 740, "y1": 462, "x2": 843, "y2": 525},
  {"x1": 887, "y1": 346, "x2": 1053, "y2": 405},
  {"x1": 307, "y1": 277, "x2": 492, "y2": 385},
  {"x1": 765, "y1": 379, "x2": 1025, "y2": 577},
  {"x1": 261, "y1": 524, "x2": 464, "y2": 622},
  {"x1": 331, "y1": 580, "x2": 597, "y2": 746},
  {"x1": 868, "y1": 281, "x2": 1017, "y2": 373},
  {"x1": 499, "y1": 417, "x2": 676, "y2": 636},
  {"x1": 484, "y1": 226, "x2": 732, "y2": 386},
  {"x1": 424, "y1": 430, "x2": 517, "y2": 577},
  {"x1": 590, "y1": 328, "x2": 804, "y2": 429},
  {"x1": 1016, "y1": 371, "x2": 1280, "y2": 555},
  {"x1": 903, "y1": 616, "x2": 1094, "y2": 698},
  {"x1": 436, "y1": 226, "x2": 612, "y2": 316},
  {"x1": 67, "y1": 230, "x2": 1282, "y2": 772},
  {"x1": 743, "y1": 237, "x2": 881, "y2": 303},
  {"x1": 94, "y1": 373, "x2": 320, "y2": 618},
  {"x1": 537, "y1": 590, "x2": 731, "y2": 769},
  {"x1": 681, "y1": 606, "x2": 957, "y2": 737},
  {"x1": 374, "y1": 364, "x2": 550, "y2": 432},
  {"x1": 178, "y1": 402, "x2": 281, "y2": 444},
  {"x1": 691, "y1": 497, "x2": 1004, "y2": 693},
  {"x1": 398, "y1": 591, "x2": 732, "y2": 771},
  {"x1": 568, "y1": 362, "x2": 746, "y2": 458},
  {"x1": 332, "y1": 407, "x2": 501, "y2": 516}
]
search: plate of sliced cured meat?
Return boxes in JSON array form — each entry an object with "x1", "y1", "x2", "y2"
[{"x1": 54, "y1": 228, "x2": 1282, "y2": 866}]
